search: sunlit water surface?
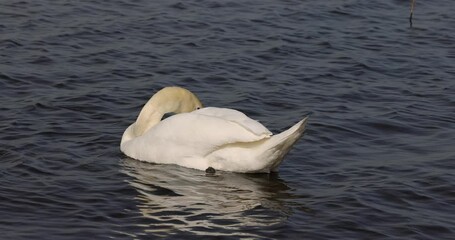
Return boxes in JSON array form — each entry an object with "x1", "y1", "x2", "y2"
[{"x1": 1, "y1": 0, "x2": 454, "y2": 239}]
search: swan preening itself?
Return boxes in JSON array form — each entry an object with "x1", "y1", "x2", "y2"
[{"x1": 120, "y1": 87, "x2": 308, "y2": 173}]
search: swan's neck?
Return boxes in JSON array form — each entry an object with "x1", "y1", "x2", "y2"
[
  {"x1": 134, "y1": 101, "x2": 166, "y2": 137},
  {"x1": 121, "y1": 86, "x2": 203, "y2": 146},
  {"x1": 120, "y1": 103, "x2": 164, "y2": 148}
]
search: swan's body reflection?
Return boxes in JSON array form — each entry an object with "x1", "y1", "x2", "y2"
[{"x1": 120, "y1": 158, "x2": 301, "y2": 237}]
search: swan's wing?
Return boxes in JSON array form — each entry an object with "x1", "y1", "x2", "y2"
[
  {"x1": 151, "y1": 108, "x2": 271, "y2": 146},
  {"x1": 132, "y1": 108, "x2": 269, "y2": 157},
  {"x1": 193, "y1": 107, "x2": 272, "y2": 137}
]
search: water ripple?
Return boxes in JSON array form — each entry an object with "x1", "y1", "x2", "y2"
[{"x1": 1, "y1": 0, "x2": 454, "y2": 239}]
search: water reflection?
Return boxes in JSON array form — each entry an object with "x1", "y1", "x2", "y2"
[{"x1": 120, "y1": 158, "x2": 295, "y2": 237}]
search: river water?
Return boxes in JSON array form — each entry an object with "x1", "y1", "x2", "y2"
[{"x1": 1, "y1": 0, "x2": 454, "y2": 239}]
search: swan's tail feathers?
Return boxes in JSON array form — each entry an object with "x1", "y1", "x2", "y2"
[{"x1": 260, "y1": 116, "x2": 309, "y2": 172}]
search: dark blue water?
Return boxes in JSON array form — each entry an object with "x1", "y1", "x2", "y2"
[{"x1": 1, "y1": 0, "x2": 454, "y2": 239}]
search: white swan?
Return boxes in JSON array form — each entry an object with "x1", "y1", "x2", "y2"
[{"x1": 120, "y1": 86, "x2": 308, "y2": 173}]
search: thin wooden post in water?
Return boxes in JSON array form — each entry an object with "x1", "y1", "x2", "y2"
[{"x1": 409, "y1": 0, "x2": 416, "y2": 27}]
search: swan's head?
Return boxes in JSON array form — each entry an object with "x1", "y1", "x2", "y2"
[
  {"x1": 132, "y1": 86, "x2": 203, "y2": 137},
  {"x1": 157, "y1": 86, "x2": 203, "y2": 113}
]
